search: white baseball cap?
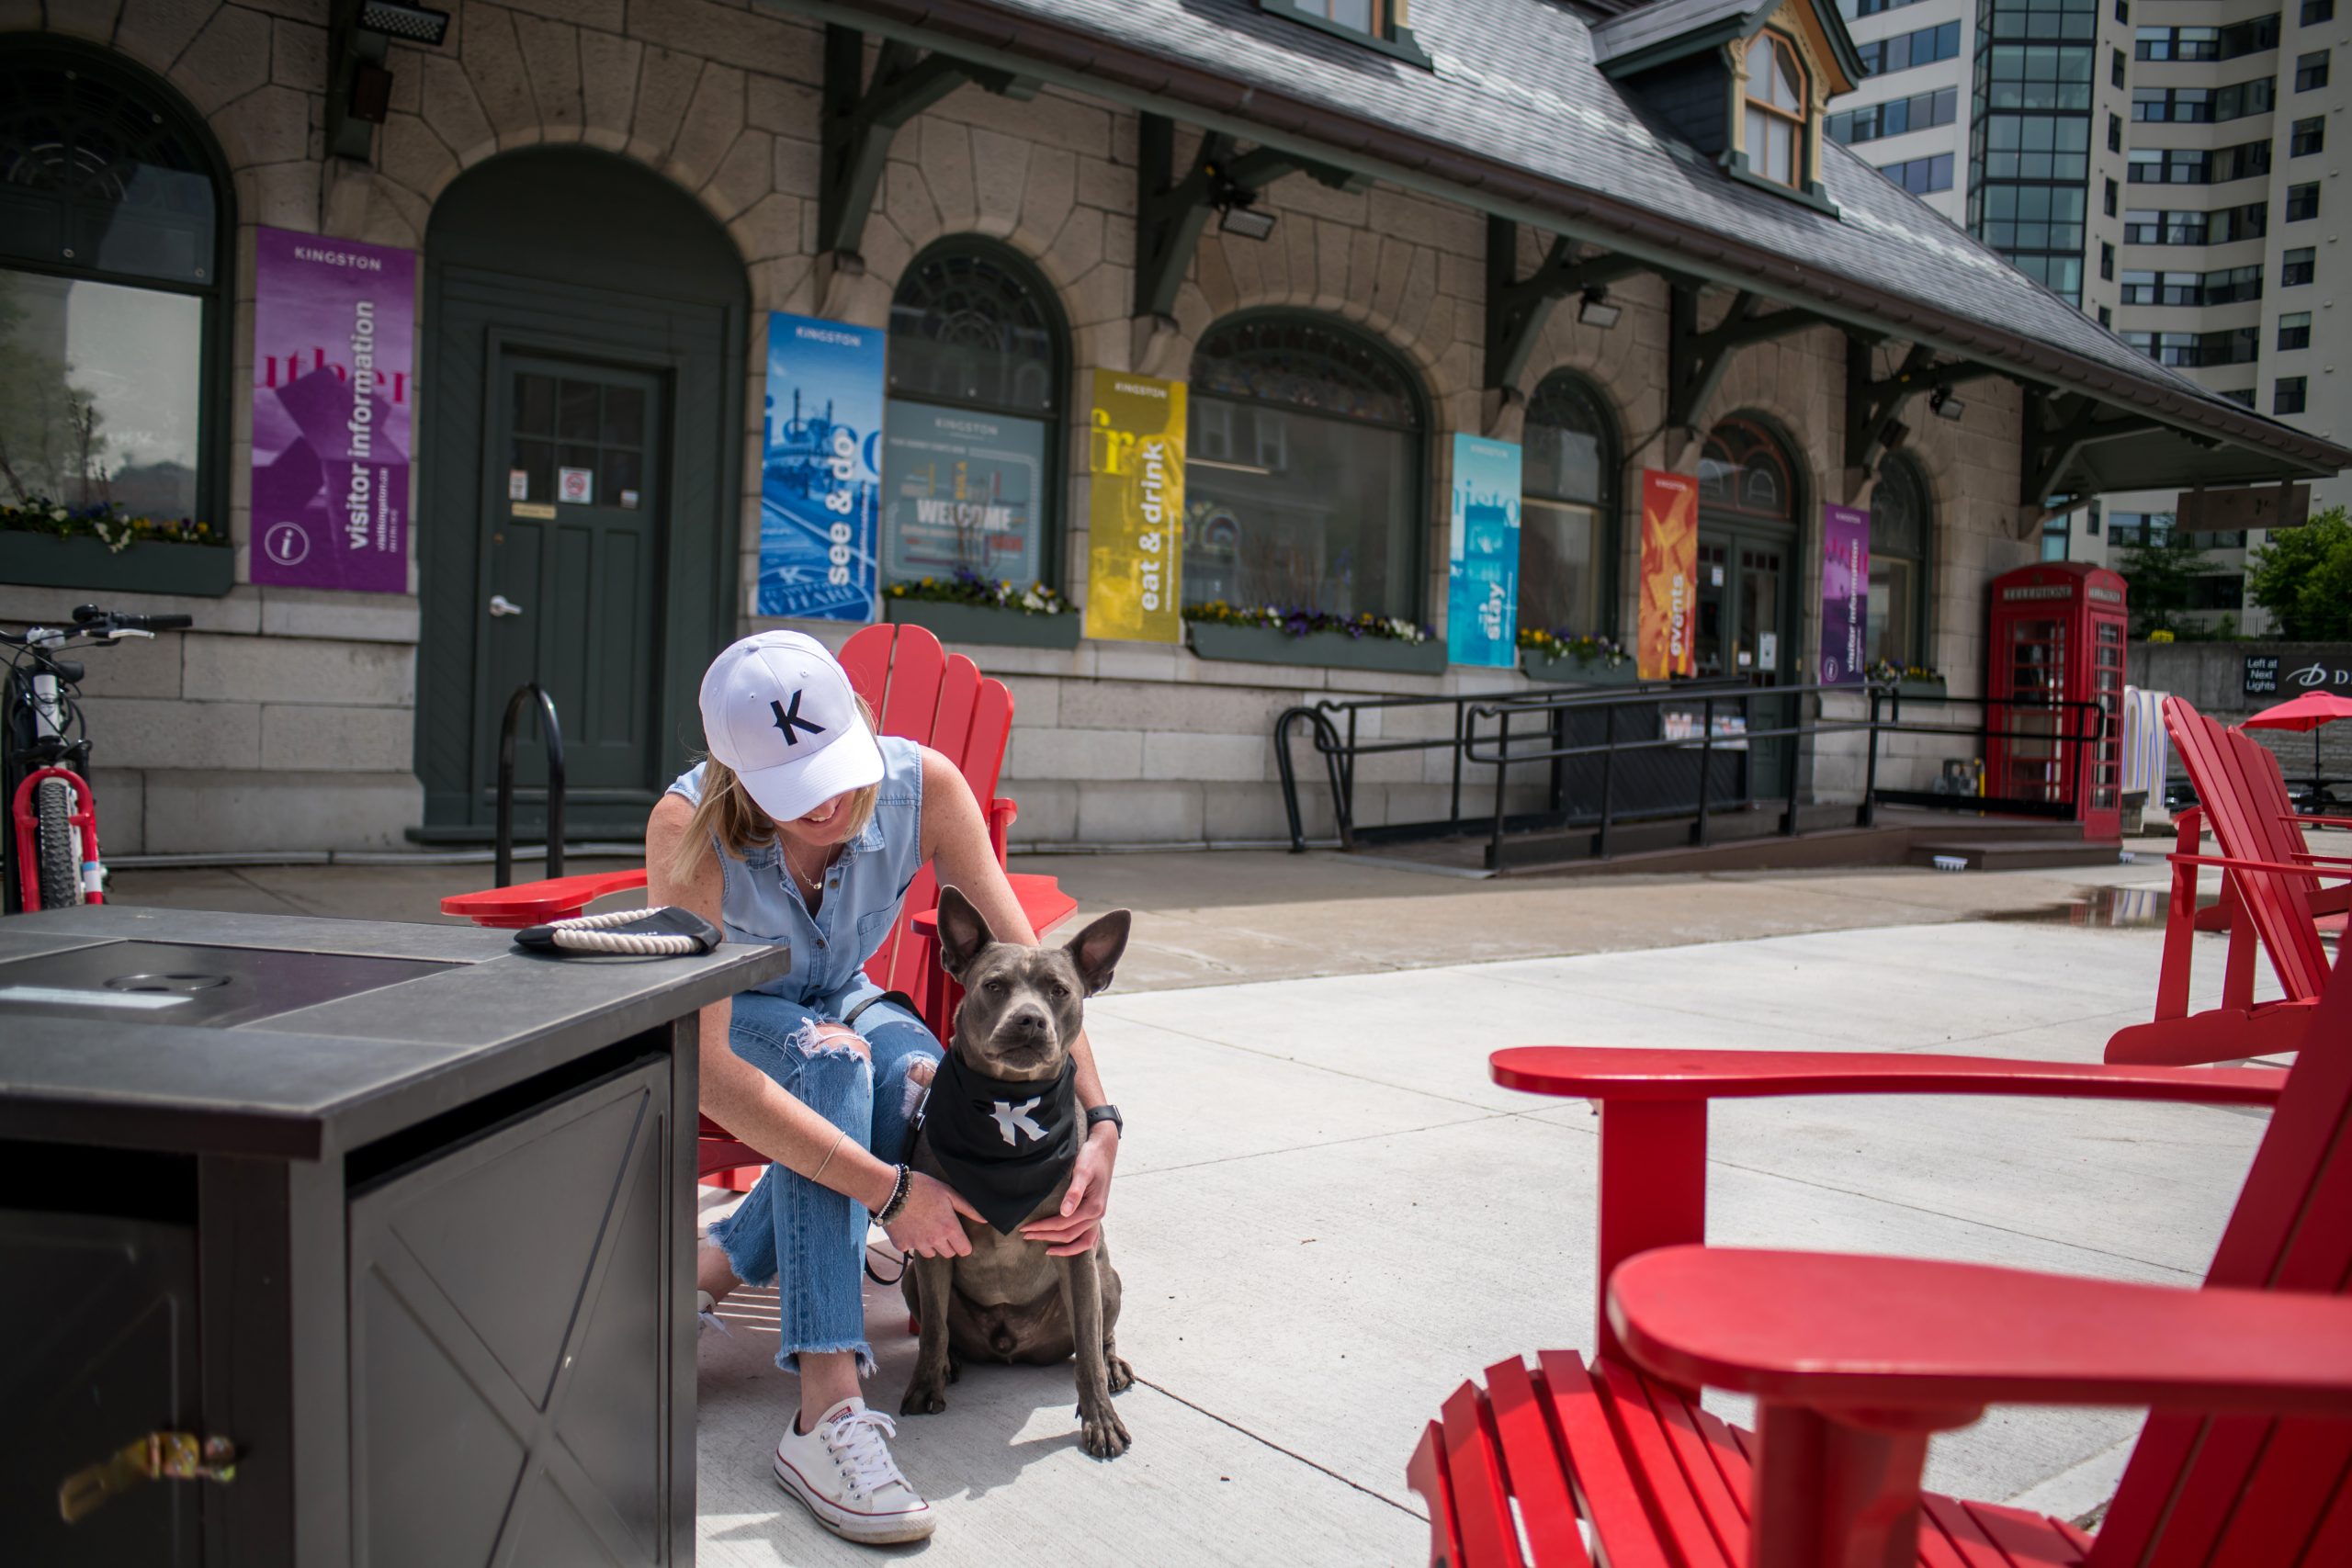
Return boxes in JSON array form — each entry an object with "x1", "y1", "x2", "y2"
[{"x1": 697, "y1": 632, "x2": 884, "y2": 823}]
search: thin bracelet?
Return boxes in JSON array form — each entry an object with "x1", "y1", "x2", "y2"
[{"x1": 810, "y1": 1127, "x2": 847, "y2": 1184}]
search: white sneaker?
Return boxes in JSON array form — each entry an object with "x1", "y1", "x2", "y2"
[{"x1": 772, "y1": 1397, "x2": 936, "y2": 1545}]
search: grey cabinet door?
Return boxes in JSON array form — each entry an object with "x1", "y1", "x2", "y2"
[
  {"x1": 347, "y1": 1059, "x2": 681, "y2": 1567},
  {"x1": 0, "y1": 1212, "x2": 200, "y2": 1566}
]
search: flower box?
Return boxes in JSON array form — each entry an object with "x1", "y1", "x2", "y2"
[
  {"x1": 885, "y1": 596, "x2": 1080, "y2": 649},
  {"x1": 1186, "y1": 619, "x2": 1447, "y2": 674},
  {"x1": 1521, "y1": 651, "x2": 1642, "y2": 685},
  {"x1": 0, "y1": 533, "x2": 234, "y2": 598},
  {"x1": 1895, "y1": 678, "x2": 1949, "y2": 702}
]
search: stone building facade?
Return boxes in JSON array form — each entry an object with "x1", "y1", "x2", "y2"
[{"x1": 2, "y1": 0, "x2": 2333, "y2": 857}]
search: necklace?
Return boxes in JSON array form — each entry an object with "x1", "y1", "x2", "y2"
[{"x1": 784, "y1": 841, "x2": 832, "y2": 894}]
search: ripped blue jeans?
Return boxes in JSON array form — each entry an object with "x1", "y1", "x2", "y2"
[{"x1": 704, "y1": 988, "x2": 941, "y2": 1374}]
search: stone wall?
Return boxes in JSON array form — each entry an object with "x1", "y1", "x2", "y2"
[
  {"x1": 13, "y1": 0, "x2": 2041, "y2": 853},
  {"x1": 2130, "y1": 640, "x2": 2352, "y2": 789}
]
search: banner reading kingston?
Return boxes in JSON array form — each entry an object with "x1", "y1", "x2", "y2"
[
  {"x1": 1636, "y1": 469, "x2": 1698, "y2": 680},
  {"x1": 759, "y1": 312, "x2": 884, "y2": 621},
  {"x1": 250, "y1": 229, "x2": 414, "y2": 592},
  {"x1": 1447, "y1": 434, "x2": 1522, "y2": 668},
  {"x1": 1086, "y1": 370, "x2": 1186, "y2": 643},
  {"x1": 1820, "y1": 503, "x2": 1871, "y2": 684}
]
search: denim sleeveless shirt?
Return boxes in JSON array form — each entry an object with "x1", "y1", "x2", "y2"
[{"x1": 667, "y1": 735, "x2": 925, "y2": 1011}]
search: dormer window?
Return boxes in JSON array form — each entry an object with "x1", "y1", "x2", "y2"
[
  {"x1": 1744, "y1": 34, "x2": 1808, "y2": 187},
  {"x1": 1261, "y1": 0, "x2": 1432, "y2": 66}
]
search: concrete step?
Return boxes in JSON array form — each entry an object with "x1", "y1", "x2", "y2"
[{"x1": 1908, "y1": 839, "x2": 2127, "y2": 872}]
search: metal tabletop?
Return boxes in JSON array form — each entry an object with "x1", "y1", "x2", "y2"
[{"x1": 0, "y1": 905, "x2": 789, "y2": 1161}]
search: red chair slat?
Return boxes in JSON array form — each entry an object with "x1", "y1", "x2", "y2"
[
  {"x1": 876, "y1": 622, "x2": 946, "y2": 744},
  {"x1": 1483, "y1": 1358, "x2": 1593, "y2": 1567},
  {"x1": 2206, "y1": 1418, "x2": 2352, "y2": 1563},
  {"x1": 1917, "y1": 1495, "x2": 2027, "y2": 1568},
  {"x1": 1956, "y1": 1499, "x2": 2081, "y2": 1565},
  {"x1": 1408, "y1": 1420, "x2": 1467, "y2": 1568},
  {"x1": 1441, "y1": 1382, "x2": 1529, "y2": 1568},
  {"x1": 1533, "y1": 1352, "x2": 1676, "y2": 1568},
  {"x1": 837, "y1": 622, "x2": 894, "y2": 712},
  {"x1": 932, "y1": 653, "x2": 982, "y2": 781},
  {"x1": 965, "y1": 678, "x2": 1012, "y2": 809},
  {"x1": 1590, "y1": 1357, "x2": 1730, "y2": 1568},
  {"x1": 1639, "y1": 1375, "x2": 1748, "y2": 1559}
]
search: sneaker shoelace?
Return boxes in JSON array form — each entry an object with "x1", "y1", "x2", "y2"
[{"x1": 825, "y1": 1408, "x2": 910, "y2": 1499}]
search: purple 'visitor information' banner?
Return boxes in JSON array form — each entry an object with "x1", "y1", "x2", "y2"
[
  {"x1": 250, "y1": 228, "x2": 415, "y2": 592},
  {"x1": 1819, "y1": 503, "x2": 1870, "y2": 684}
]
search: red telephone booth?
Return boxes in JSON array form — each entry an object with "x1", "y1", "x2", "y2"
[{"x1": 1986, "y1": 561, "x2": 2127, "y2": 841}]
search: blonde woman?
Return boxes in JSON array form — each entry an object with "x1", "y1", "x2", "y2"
[{"x1": 649, "y1": 631, "x2": 1122, "y2": 1547}]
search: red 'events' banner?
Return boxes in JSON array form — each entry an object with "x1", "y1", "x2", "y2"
[{"x1": 1636, "y1": 469, "x2": 1697, "y2": 680}]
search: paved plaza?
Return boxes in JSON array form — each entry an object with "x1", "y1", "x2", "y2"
[{"x1": 110, "y1": 847, "x2": 2289, "y2": 1564}]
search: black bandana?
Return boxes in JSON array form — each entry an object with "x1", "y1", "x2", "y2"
[{"x1": 921, "y1": 1052, "x2": 1080, "y2": 1235}]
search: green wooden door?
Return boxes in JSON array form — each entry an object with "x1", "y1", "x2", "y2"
[{"x1": 475, "y1": 355, "x2": 665, "y2": 804}]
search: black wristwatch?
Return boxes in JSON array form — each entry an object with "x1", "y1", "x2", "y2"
[{"x1": 1084, "y1": 1103, "x2": 1123, "y2": 1139}]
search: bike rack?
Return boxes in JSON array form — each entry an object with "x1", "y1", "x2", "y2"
[{"x1": 494, "y1": 682, "x2": 566, "y2": 889}]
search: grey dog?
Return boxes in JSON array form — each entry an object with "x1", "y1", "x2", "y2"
[{"x1": 899, "y1": 886, "x2": 1135, "y2": 1459}]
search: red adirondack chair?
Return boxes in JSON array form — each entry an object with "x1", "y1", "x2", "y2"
[
  {"x1": 1409, "y1": 948, "x2": 2351, "y2": 1568},
  {"x1": 2106, "y1": 696, "x2": 2352, "y2": 1066},
  {"x1": 441, "y1": 622, "x2": 1079, "y2": 1186},
  {"x1": 2188, "y1": 726, "x2": 2352, "y2": 939}
]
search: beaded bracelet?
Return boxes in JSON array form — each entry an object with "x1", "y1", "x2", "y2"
[{"x1": 875, "y1": 1163, "x2": 912, "y2": 1225}]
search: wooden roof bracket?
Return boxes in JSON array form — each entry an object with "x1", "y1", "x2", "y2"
[
  {"x1": 1843, "y1": 338, "x2": 2009, "y2": 474},
  {"x1": 2022, "y1": 390, "x2": 2165, "y2": 509},
  {"x1": 1668, "y1": 284, "x2": 1832, "y2": 437},
  {"x1": 1133, "y1": 112, "x2": 1369, "y2": 320},
  {"x1": 1482, "y1": 218, "x2": 1653, "y2": 394},
  {"x1": 818, "y1": 24, "x2": 1040, "y2": 264}
]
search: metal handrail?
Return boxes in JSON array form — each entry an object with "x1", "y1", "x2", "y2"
[
  {"x1": 494, "y1": 682, "x2": 566, "y2": 888},
  {"x1": 1276, "y1": 679, "x2": 2109, "y2": 869}
]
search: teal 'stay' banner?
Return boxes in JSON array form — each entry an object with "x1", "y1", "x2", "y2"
[
  {"x1": 1448, "y1": 434, "x2": 1522, "y2": 668},
  {"x1": 759, "y1": 312, "x2": 883, "y2": 621}
]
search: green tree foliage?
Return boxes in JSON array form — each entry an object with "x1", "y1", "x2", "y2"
[
  {"x1": 2117, "y1": 531, "x2": 2220, "y2": 637},
  {"x1": 2247, "y1": 507, "x2": 2352, "y2": 641}
]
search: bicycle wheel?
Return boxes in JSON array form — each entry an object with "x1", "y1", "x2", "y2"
[{"x1": 35, "y1": 775, "x2": 81, "y2": 910}]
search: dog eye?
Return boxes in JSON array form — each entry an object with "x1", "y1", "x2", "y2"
[
  {"x1": 1050, "y1": 983, "x2": 1069, "y2": 999},
  {"x1": 984, "y1": 978, "x2": 1006, "y2": 995}
]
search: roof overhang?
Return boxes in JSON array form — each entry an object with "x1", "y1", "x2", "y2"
[{"x1": 751, "y1": 0, "x2": 2347, "y2": 492}]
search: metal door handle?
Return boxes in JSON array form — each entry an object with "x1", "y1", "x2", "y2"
[{"x1": 489, "y1": 595, "x2": 523, "y2": 618}]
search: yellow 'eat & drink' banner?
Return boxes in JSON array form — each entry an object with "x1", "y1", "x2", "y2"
[{"x1": 1086, "y1": 370, "x2": 1186, "y2": 643}]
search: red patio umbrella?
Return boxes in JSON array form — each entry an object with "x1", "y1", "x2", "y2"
[{"x1": 2239, "y1": 691, "x2": 2352, "y2": 807}]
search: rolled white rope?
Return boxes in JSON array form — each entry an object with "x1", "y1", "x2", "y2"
[{"x1": 544, "y1": 906, "x2": 705, "y2": 955}]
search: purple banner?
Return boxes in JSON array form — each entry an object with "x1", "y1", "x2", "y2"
[
  {"x1": 1820, "y1": 503, "x2": 1870, "y2": 684},
  {"x1": 250, "y1": 229, "x2": 415, "y2": 592}
]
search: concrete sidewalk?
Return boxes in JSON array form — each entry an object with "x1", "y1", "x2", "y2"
[
  {"x1": 683, "y1": 863, "x2": 2275, "y2": 1565},
  {"x1": 102, "y1": 846, "x2": 2267, "y2": 1562}
]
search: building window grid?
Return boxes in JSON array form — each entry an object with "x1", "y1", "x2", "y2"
[
  {"x1": 2120, "y1": 203, "x2": 2267, "y2": 245},
  {"x1": 2296, "y1": 50, "x2": 2330, "y2": 91},
  {"x1": 2275, "y1": 376, "x2": 2309, "y2": 414},
  {"x1": 2118, "y1": 264, "x2": 2262, "y2": 305},
  {"x1": 2278, "y1": 311, "x2": 2312, "y2": 350},
  {"x1": 1860, "y1": 21, "x2": 1962, "y2": 77},
  {"x1": 2132, "y1": 78, "x2": 2277, "y2": 123},
  {"x1": 1744, "y1": 32, "x2": 1810, "y2": 188},
  {"x1": 2292, "y1": 117, "x2": 2326, "y2": 156},
  {"x1": 2287, "y1": 183, "x2": 2321, "y2": 221},
  {"x1": 2303, "y1": 0, "x2": 2334, "y2": 22},
  {"x1": 1827, "y1": 85, "x2": 1958, "y2": 146},
  {"x1": 2127, "y1": 142, "x2": 2272, "y2": 185},
  {"x1": 2283, "y1": 247, "x2": 2316, "y2": 285},
  {"x1": 2133, "y1": 18, "x2": 2280, "y2": 62},
  {"x1": 1971, "y1": 0, "x2": 2101, "y2": 308},
  {"x1": 2104, "y1": 176, "x2": 2118, "y2": 215},
  {"x1": 1880, "y1": 152, "x2": 1955, "y2": 194}
]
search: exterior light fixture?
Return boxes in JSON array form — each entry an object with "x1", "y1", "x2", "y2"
[
  {"x1": 1929, "y1": 386, "x2": 1965, "y2": 421},
  {"x1": 1209, "y1": 170, "x2": 1277, "y2": 242},
  {"x1": 1577, "y1": 287, "x2": 1622, "y2": 329},
  {"x1": 356, "y1": 2, "x2": 452, "y2": 44}
]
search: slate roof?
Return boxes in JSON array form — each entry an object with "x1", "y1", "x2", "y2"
[
  {"x1": 776, "y1": 0, "x2": 2346, "y2": 483},
  {"x1": 1589, "y1": 0, "x2": 1777, "y2": 68}
]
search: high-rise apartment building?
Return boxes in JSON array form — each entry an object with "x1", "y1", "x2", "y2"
[{"x1": 1831, "y1": 0, "x2": 2347, "y2": 628}]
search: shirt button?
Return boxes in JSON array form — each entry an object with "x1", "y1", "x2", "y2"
[{"x1": 816, "y1": 939, "x2": 827, "y2": 948}]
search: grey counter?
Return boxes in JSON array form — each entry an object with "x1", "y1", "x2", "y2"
[{"x1": 0, "y1": 904, "x2": 789, "y2": 1568}]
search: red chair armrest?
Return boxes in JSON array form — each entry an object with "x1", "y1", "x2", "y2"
[
  {"x1": 441, "y1": 869, "x2": 650, "y2": 928},
  {"x1": 988, "y1": 796, "x2": 1018, "y2": 863},
  {"x1": 1611, "y1": 1247, "x2": 2352, "y2": 1418},
  {"x1": 2167, "y1": 851, "x2": 2352, "y2": 879},
  {"x1": 2281, "y1": 813, "x2": 2352, "y2": 831},
  {"x1": 1489, "y1": 1047, "x2": 2284, "y2": 1107}
]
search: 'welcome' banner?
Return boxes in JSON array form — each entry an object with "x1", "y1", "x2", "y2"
[
  {"x1": 1086, "y1": 370, "x2": 1186, "y2": 643},
  {"x1": 759, "y1": 312, "x2": 883, "y2": 621},
  {"x1": 1820, "y1": 503, "x2": 1870, "y2": 683},
  {"x1": 1446, "y1": 434, "x2": 1522, "y2": 668},
  {"x1": 250, "y1": 229, "x2": 414, "y2": 592},
  {"x1": 1636, "y1": 469, "x2": 1698, "y2": 679}
]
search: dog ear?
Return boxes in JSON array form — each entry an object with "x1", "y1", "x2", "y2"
[
  {"x1": 934, "y1": 885, "x2": 996, "y2": 981},
  {"x1": 1062, "y1": 908, "x2": 1131, "y2": 997}
]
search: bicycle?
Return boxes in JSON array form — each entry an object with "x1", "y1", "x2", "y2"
[{"x1": 3, "y1": 603, "x2": 192, "y2": 914}]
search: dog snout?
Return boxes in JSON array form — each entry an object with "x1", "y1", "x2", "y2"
[{"x1": 1001, "y1": 1006, "x2": 1051, "y2": 1043}]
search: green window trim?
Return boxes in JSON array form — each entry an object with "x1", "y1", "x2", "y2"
[{"x1": 1257, "y1": 0, "x2": 1434, "y2": 69}]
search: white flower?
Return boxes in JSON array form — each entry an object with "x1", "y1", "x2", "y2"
[{"x1": 51, "y1": 506, "x2": 68, "y2": 522}]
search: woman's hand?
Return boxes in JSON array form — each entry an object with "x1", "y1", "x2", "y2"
[
  {"x1": 1022, "y1": 1122, "x2": 1117, "y2": 1257},
  {"x1": 887, "y1": 1170, "x2": 982, "y2": 1258}
]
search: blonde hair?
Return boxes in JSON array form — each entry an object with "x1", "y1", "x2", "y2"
[{"x1": 669, "y1": 696, "x2": 882, "y2": 884}]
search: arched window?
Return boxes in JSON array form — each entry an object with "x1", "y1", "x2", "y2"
[
  {"x1": 0, "y1": 42, "x2": 229, "y2": 521},
  {"x1": 1869, "y1": 454, "x2": 1933, "y2": 669},
  {"x1": 882, "y1": 240, "x2": 1066, "y2": 587},
  {"x1": 1520, "y1": 371, "x2": 1619, "y2": 636},
  {"x1": 1744, "y1": 32, "x2": 1808, "y2": 188},
  {"x1": 1184, "y1": 312, "x2": 1425, "y2": 619},
  {"x1": 1698, "y1": 416, "x2": 1795, "y2": 525}
]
